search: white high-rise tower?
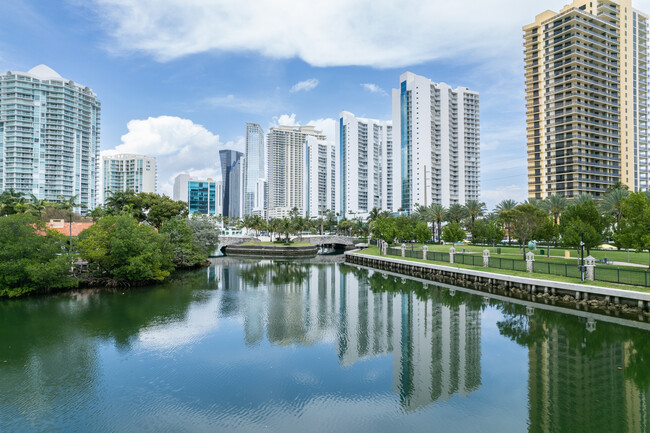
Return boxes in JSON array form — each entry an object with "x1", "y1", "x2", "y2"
[{"x1": 392, "y1": 72, "x2": 480, "y2": 213}]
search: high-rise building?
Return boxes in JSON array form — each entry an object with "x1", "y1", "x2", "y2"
[
  {"x1": 0, "y1": 65, "x2": 101, "y2": 211},
  {"x1": 267, "y1": 125, "x2": 335, "y2": 218},
  {"x1": 244, "y1": 123, "x2": 265, "y2": 216},
  {"x1": 219, "y1": 149, "x2": 243, "y2": 218},
  {"x1": 392, "y1": 72, "x2": 480, "y2": 213},
  {"x1": 306, "y1": 137, "x2": 336, "y2": 217},
  {"x1": 101, "y1": 153, "x2": 156, "y2": 202},
  {"x1": 524, "y1": 0, "x2": 649, "y2": 198},
  {"x1": 337, "y1": 111, "x2": 395, "y2": 218},
  {"x1": 229, "y1": 155, "x2": 245, "y2": 219},
  {"x1": 172, "y1": 173, "x2": 218, "y2": 215}
]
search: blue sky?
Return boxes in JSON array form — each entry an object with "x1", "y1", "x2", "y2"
[{"x1": 3, "y1": 0, "x2": 644, "y2": 208}]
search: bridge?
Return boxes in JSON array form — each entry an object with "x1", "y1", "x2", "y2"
[{"x1": 218, "y1": 235, "x2": 357, "y2": 252}]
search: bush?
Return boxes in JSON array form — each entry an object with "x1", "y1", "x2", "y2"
[
  {"x1": 0, "y1": 214, "x2": 77, "y2": 297},
  {"x1": 78, "y1": 214, "x2": 174, "y2": 282}
]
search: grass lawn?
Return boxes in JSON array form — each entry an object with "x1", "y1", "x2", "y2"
[
  {"x1": 358, "y1": 246, "x2": 650, "y2": 293},
  {"x1": 242, "y1": 241, "x2": 314, "y2": 247},
  {"x1": 394, "y1": 243, "x2": 650, "y2": 268}
]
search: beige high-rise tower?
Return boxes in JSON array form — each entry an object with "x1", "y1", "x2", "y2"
[{"x1": 525, "y1": 0, "x2": 649, "y2": 199}]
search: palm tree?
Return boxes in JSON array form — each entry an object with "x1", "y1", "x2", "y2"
[
  {"x1": 524, "y1": 198, "x2": 544, "y2": 209},
  {"x1": 464, "y1": 200, "x2": 486, "y2": 229},
  {"x1": 0, "y1": 188, "x2": 25, "y2": 215},
  {"x1": 495, "y1": 199, "x2": 517, "y2": 214},
  {"x1": 446, "y1": 203, "x2": 467, "y2": 223},
  {"x1": 27, "y1": 194, "x2": 49, "y2": 220},
  {"x1": 279, "y1": 217, "x2": 293, "y2": 243},
  {"x1": 574, "y1": 193, "x2": 593, "y2": 205},
  {"x1": 600, "y1": 188, "x2": 629, "y2": 223},
  {"x1": 367, "y1": 207, "x2": 381, "y2": 223},
  {"x1": 543, "y1": 194, "x2": 567, "y2": 225},
  {"x1": 56, "y1": 195, "x2": 83, "y2": 250},
  {"x1": 429, "y1": 204, "x2": 446, "y2": 244},
  {"x1": 105, "y1": 189, "x2": 136, "y2": 212},
  {"x1": 495, "y1": 199, "x2": 517, "y2": 245}
]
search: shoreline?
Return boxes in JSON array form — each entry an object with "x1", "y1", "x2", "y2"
[{"x1": 345, "y1": 250, "x2": 650, "y2": 321}]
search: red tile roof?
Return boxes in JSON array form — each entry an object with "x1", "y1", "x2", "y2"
[{"x1": 46, "y1": 222, "x2": 95, "y2": 237}]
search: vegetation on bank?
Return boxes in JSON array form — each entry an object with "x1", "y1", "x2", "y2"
[
  {"x1": 370, "y1": 186, "x2": 650, "y2": 267},
  {"x1": 241, "y1": 241, "x2": 314, "y2": 247},
  {"x1": 0, "y1": 214, "x2": 77, "y2": 298},
  {"x1": 0, "y1": 190, "x2": 220, "y2": 298},
  {"x1": 358, "y1": 246, "x2": 650, "y2": 293}
]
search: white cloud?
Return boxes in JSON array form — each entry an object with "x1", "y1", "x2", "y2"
[
  {"x1": 101, "y1": 116, "x2": 243, "y2": 196},
  {"x1": 89, "y1": 0, "x2": 574, "y2": 68},
  {"x1": 360, "y1": 83, "x2": 387, "y2": 96},
  {"x1": 204, "y1": 94, "x2": 283, "y2": 114},
  {"x1": 290, "y1": 78, "x2": 318, "y2": 93},
  {"x1": 269, "y1": 113, "x2": 336, "y2": 142},
  {"x1": 481, "y1": 184, "x2": 528, "y2": 212},
  {"x1": 270, "y1": 113, "x2": 298, "y2": 127}
]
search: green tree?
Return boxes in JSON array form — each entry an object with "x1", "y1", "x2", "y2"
[
  {"x1": 0, "y1": 214, "x2": 77, "y2": 297},
  {"x1": 160, "y1": 217, "x2": 207, "y2": 268},
  {"x1": 442, "y1": 221, "x2": 466, "y2": 244},
  {"x1": 446, "y1": 203, "x2": 467, "y2": 223},
  {"x1": 536, "y1": 218, "x2": 559, "y2": 258},
  {"x1": 56, "y1": 194, "x2": 83, "y2": 248},
  {"x1": 0, "y1": 188, "x2": 26, "y2": 216},
  {"x1": 371, "y1": 216, "x2": 397, "y2": 249},
  {"x1": 559, "y1": 199, "x2": 606, "y2": 256},
  {"x1": 414, "y1": 221, "x2": 431, "y2": 244},
  {"x1": 600, "y1": 187, "x2": 629, "y2": 224},
  {"x1": 78, "y1": 214, "x2": 174, "y2": 282},
  {"x1": 542, "y1": 194, "x2": 567, "y2": 225},
  {"x1": 464, "y1": 200, "x2": 486, "y2": 229},
  {"x1": 511, "y1": 203, "x2": 548, "y2": 259},
  {"x1": 137, "y1": 193, "x2": 189, "y2": 228},
  {"x1": 614, "y1": 192, "x2": 650, "y2": 267}
]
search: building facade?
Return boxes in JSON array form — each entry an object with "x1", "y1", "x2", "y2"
[
  {"x1": 336, "y1": 111, "x2": 394, "y2": 218},
  {"x1": 172, "y1": 173, "x2": 219, "y2": 215},
  {"x1": 219, "y1": 149, "x2": 244, "y2": 218},
  {"x1": 392, "y1": 72, "x2": 480, "y2": 213},
  {"x1": 306, "y1": 136, "x2": 336, "y2": 217},
  {"x1": 524, "y1": 0, "x2": 649, "y2": 198},
  {"x1": 244, "y1": 123, "x2": 265, "y2": 216},
  {"x1": 0, "y1": 65, "x2": 101, "y2": 211},
  {"x1": 102, "y1": 153, "x2": 156, "y2": 202},
  {"x1": 266, "y1": 125, "x2": 334, "y2": 218},
  {"x1": 229, "y1": 155, "x2": 245, "y2": 219}
]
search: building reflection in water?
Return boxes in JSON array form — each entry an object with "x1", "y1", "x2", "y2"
[
  {"x1": 497, "y1": 303, "x2": 650, "y2": 433},
  {"x1": 229, "y1": 260, "x2": 483, "y2": 412}
]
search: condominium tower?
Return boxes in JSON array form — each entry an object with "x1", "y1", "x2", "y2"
[
  {"x1": 0, "y1": 65, "x2": 101, "y2": 211},
  {"x1": 267, "y1": 125, "x2": 334, "y2": 218},
  {"x1": 524, "y1": 0, "x2": 649, "y2": 198},
  {"x1": 337, "y1": 111, "x2": 395, "y2": 218},
  {"x1": 392, "y1": 72, "x2": 480, "y2": 213},
  {"x1": 102, "y1": 153, "x2": 156, "y2": 202},
  {"x1": 244, "y1": 123, "x2": 265, "y2": 217},
  {"x1": 219, "y1": 149, "x2": 243, "y2": 218}
]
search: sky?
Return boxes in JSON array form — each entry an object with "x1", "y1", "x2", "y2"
[{"x1": 2, "y1": 0, "x2": 649, "y2": 209}]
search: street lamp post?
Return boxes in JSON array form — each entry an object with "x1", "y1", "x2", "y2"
[{"x1": 580, "y1": 232, "x2": 585, "y2": 282}]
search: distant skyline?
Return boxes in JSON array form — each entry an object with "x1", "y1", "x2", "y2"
[{"x1": 3, "y1": 0, "x2": 650, "y2": 208}]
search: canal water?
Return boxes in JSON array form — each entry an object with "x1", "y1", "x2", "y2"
[{"x1": 1, "y1": 258, "x2": 649, "y2": 432}]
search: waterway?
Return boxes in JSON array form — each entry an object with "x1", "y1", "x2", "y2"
[{"x1": 1, "y1": 257, "x2": 649, "y2": 432}]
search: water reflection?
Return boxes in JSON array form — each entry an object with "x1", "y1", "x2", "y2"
[
  {"x1": 1, "y1": 259, "x2": 650, "y2": 432},
  {"x1": 496, "y1": 303, "x2": 650, "y2": 433}
]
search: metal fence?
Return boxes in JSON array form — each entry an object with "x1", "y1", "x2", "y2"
[{"x1": 384, "y1": 247, "x2": 650, "y2": 287}]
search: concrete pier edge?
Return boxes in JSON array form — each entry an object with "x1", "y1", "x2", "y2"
[{"x1": 344, "y1": 250, "x2": 650, "y2": 315}]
